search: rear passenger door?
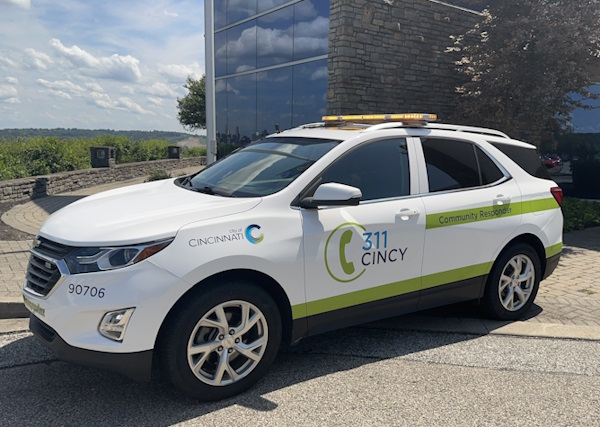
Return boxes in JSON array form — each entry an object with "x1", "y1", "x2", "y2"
[{"x1": 417, "y1": 138, "x2": 522, "y2": 309}]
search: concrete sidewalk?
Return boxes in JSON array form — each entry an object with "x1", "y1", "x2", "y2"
[{"x1": 1, "y1": 171, "x2": 599, "y2": 340}]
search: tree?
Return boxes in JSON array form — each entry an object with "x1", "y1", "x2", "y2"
[
  {"x1": 177, "y1": 76, "x2": 206, "y2": 131},
  {"x1": 448, "y1": 0, "x2": 600, "y2": 146}
]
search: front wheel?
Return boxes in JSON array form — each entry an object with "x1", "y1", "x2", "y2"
[
  {"x1": 482, "y1": 243, "x2": 541, "y2": 320},
  {"x1": 159, "y1": 282, "x2": 282, "y2": 401}
]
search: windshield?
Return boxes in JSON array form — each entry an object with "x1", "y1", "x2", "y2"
[{"x1": 181, "y1": 137, "x2": 340, "y2": 197}]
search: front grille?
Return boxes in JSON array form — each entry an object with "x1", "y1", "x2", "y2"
[
  {"x1": 25, "y1": 237, "x2": 75, "y2": 297},
  {"x1": 26, "y1": 253, "x2": 62, "y2": 297},
  {"x1": 34, "y1": 237, "x2": 75, "y2": 259}
]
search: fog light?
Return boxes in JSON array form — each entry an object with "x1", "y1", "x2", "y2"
[{"x1": 99, "y1": 308, "x2": 135, "y2": 342}]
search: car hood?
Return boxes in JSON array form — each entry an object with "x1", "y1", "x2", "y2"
[{"x1": 38, "y1": 179, "x2": 262, "y2": 246}]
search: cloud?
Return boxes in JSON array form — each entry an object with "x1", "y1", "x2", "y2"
[
  {"x1": 88, "y1": 91, "x2": 153, "y2": 115},
  {"x1": 116, "y1": 97, "x2": 153, "y2": 115},
  {"x1": 85, "y1": 82, "x2": 104, "y2": 92},
  {"x1": 158, "y1": 63, "x2": 204, "y2": 82},
  {"x1": 36, "y1": 79, "x2": 85, "y2": 95},
  {"x1": 220, "y1": 16, "x2": 329, "y2": 71},
  {"x1": 39, "y1": 89, "x2": 72, "y2": 100},
  {"x1": 309, "y1": 66, "x2": 328, "y2": 80},
  {"x1": 140, "y1": 82, "x2": 178, "y2": 97},
  {"x1": 50, "y1": 38, "x2": 142, "y2": 82},
  {"x1": 23, "y1": 48, "x2": 53, "y2": 70},
  {"x1": 147, "y1": 97, "x2": 163, "y2": 105},
  {"x1": 6, "y1": 77, "x2": 18, "y2": 85},
  {"x1": 121, "y1": 85, "x2": 135, "y2": 95},
  {"x1": 0, "y1": 0, "x2": 30, "y2": 9},
  {"x1": 0, "y1": 54, "x2": 17, "y2": 68},
  {"x1": 163, "y1": 10, "x2": 178, "y2": 17},
  {"x1": 0, "y1": 84, "x2": 19, "y2": 103}
]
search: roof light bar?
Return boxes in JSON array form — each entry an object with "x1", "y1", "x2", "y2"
[{"x1": 322, "y1": 113, "x2": 437, "y2": 124}]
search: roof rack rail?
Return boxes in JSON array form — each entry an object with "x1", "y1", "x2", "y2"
[{"x1": 362, "y1": 122, "x2": 510, "y2": 138}]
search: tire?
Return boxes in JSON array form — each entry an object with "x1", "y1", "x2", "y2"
[
  {"x1": 159, "y1": 281, "x2": 282, "y2": 401},
  {"x1": 481, "y1": 243, "x2": 541, "y2": 320}
]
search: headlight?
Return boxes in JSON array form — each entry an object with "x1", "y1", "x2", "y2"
[{"x1": 64, "y1": 239, "x2": 173, "y2": 274}]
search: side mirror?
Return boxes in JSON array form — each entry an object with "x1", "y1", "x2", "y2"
[{"x1": 299, "y1": 183, "x2": 362, "y2": 209}]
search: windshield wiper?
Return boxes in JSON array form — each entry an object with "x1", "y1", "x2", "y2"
[{"x1": 191, "y1": 185, "x2": 233, "y2": 197}]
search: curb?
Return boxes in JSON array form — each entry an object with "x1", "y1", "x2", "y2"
[
  {"x1": 1, "y1": 298, "x2": 599, "y2": 341},
  {"x1": 0, "y1": 297, "x2": 30, "y2": 320}
]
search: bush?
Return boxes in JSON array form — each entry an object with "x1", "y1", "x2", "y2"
[
  {"x1": 0, "y1": 136, "x2": 206, "y2": 181},
  {"x1": 571, "y1": 160, "x2": 600, "y2": 197},
  {"x1": 562, "y1": 197, "x2": 600, "y2": 232},
  {"x1": 183, "y1": 146, "x2": 207, "y2": 157},
  {"x1": 147, "y1": 169, "x2": 172, "y2": 181}
]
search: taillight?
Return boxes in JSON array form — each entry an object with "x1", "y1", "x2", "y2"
[{"x1": 551, "y1": 186, "x2": 563, "y2": 207}]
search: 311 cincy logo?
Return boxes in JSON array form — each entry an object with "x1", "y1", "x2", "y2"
[{"x1": 324, "y1": 222, "x2": 407, "y2": 283}]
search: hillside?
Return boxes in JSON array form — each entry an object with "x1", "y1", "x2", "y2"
[{"x1": 0, "y1": 128, "x2": 206, "y2": 145}]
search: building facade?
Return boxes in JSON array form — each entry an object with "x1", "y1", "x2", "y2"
[{"x1": 211, "y1": 0, "x2": 480, "y2": 145}]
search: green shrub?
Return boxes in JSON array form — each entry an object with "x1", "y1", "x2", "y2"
[
  {"x1": 147, "y1": 169, "x2": 172, "y2": 181},
  {"x1": 571, "y1": 160, "x2": 600, "y2": 197},
  {"x1": 0, "y1": 136, "x2": 205, "y2": 181},
  {"x1": 183, "y1": 146, "x2": 207, "y2": 157},
  {"x1": 562, "y1": 197, "x2": 600, "y2": 232}
]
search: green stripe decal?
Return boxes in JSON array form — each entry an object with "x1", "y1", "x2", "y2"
[
  {"x1": 426, "y1": 198, "x2": 559, "y2": 230},
  {"x1": 292, "y1": 262, "x2": 494, "y2": 319},
  {"x1": 545, "y1": 242, "x2": 563, "y2": 258}
]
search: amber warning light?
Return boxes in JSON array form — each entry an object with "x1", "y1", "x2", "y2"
[{"x1": 321, "y1": 113, "x2": 438, "y2": 124}]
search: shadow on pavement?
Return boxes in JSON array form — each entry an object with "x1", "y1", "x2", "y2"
[
  {"x1": 0, "y1": 325, "x2": 483, "y2": 426},
  {"x1": 32, "y1": 195, "x2": 86, "y2": 215}
]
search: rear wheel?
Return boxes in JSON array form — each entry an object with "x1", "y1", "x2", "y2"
[
  {"x1": 482, "y1": 243, "x2": 541, "y2": 320},
  {"x1": 159, "y1": 282, "x2": 282, "y2": 400}
]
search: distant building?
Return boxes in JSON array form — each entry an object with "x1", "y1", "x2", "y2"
[{"x1": 210, "y1": 0, "x2": 482, "y2": 144}]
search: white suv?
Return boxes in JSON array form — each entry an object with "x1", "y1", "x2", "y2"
[{"x1": 23, "y1": 114, "x2": 563, "y2": 400}]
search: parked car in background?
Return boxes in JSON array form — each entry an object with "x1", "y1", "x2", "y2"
[{"x1": 541, "y1": 154, "x2": 563, "y2": 174}]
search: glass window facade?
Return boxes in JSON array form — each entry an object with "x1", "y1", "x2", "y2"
[{"x1": 214, "y1": 0, "x2": 330, "y2": 145}]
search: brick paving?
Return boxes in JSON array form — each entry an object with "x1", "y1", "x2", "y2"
[{"x1": 0, "y1": 172, "x2": 598, "y2": 327}]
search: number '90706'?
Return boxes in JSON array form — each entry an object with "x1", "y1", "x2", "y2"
[{"x1": 68, "y1": 284, "x2": 105, "y2": 298}]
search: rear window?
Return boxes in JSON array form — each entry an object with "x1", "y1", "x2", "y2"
[{"x1": 489, "y1": 142, "x2": 551, "y2": 180}]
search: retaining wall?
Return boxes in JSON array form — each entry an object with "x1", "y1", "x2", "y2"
[{"x1": 0, "y1": 157, "x2": 206, "y2": 204}]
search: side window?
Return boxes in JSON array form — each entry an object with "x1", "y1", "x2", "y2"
[
  {"x1": 422, "y1": 138, "x2": 479, "y2": 192},
  {"x1": 476, "y1": 146, "x2": 504, "y2": 185},
  {"x1": 320, "y1": 138, "x2": 410, "y2": 201},
  {"x1": 422, "y1": 139, "x2": 505, "y2": 192}
]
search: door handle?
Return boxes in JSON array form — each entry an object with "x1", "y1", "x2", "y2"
[
  {"x1": 396, "y1": 208, "x2": 420, "y2": 220},
  {"x1": 494, "y1": 194, "x2": 511, "y2": 206}
]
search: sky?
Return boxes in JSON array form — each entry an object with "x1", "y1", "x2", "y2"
[
  {"x1": 0, "y1": 0, "x2": 205, "y2": 132},
  {"x1": 0, "y1": 0, "x2": 598, "y2": 133}
]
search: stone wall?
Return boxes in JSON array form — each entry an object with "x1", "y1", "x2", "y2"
[
  {"x1": 327, "y1": 0, "x2": 481, "y2": 119},
  {"x1": 0, "y1": 157, "x2": 206, "y2": 204}
]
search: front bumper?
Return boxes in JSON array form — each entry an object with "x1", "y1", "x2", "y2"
[{"x1": 30, "y1": 314, "x2": 153, "y2": 382}]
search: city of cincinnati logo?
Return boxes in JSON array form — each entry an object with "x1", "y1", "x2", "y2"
[
  {"x1": 325, "y1": 222, "x2": 408, "y2": 283},
  {"x1": 188, "y1": 225, "x2": 264, "y2": 247},
  {"x1": 245, "y1": 224, "x2": 264, "y2": 244}
]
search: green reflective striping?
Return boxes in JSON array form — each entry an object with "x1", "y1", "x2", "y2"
[
  {"x1": 526, "y1": 197, "x2": 559, "y2": 213},
  {"x1": 291, "y1": 304, "x2": 307, "y2": 320},
  {"x1": 421, "y1": 261, "x2": 494, "y2": 289},
  {"x1": 426, "y1": 198, "x2": 558, "y2": 230},
  {"x1": 292, "y1": 261, "x2": 494, "y2": 319},
  {"x1": 545, "y1": 242, "x2": 563, "y2": 258},
  {"x1": 303, "y1": 277, "x2": 421, "y2": 318}
]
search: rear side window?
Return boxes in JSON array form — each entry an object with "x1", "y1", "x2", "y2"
[
  {"x1": 489, "y1": 142, "x2": 551, "y2": 180},
  {"x1": 422, "y1": 138, "x2": 505, "y2": 192}
]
